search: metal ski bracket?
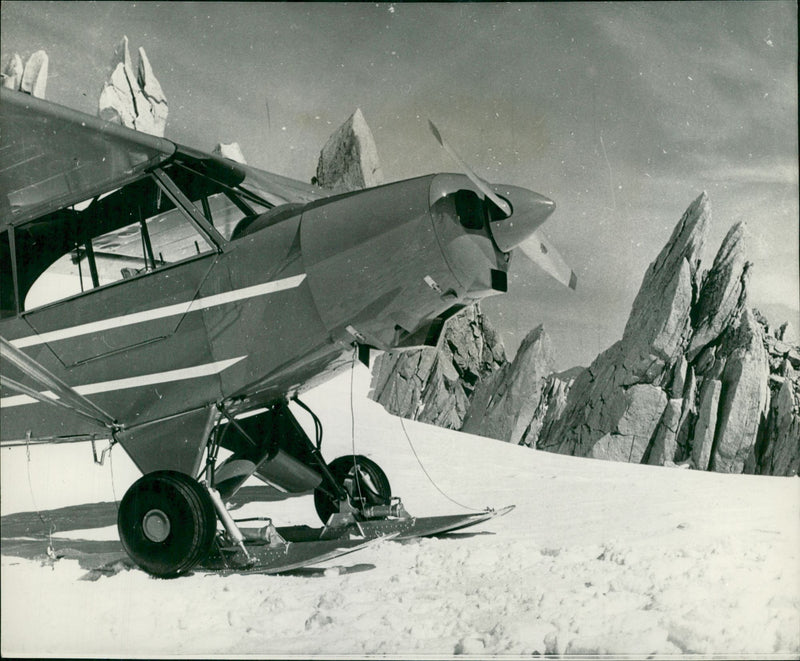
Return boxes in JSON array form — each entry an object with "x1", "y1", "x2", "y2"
[{"x1": 362, "y1": 497, "x2": 409, "y2": 520}]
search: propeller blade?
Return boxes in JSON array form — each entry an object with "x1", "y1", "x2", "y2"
[
  {"x1": 428, "y1": 120, "x2": 512, "y2": 217},
  {"x1": 519, "y1": 231, "x2": 578, "y2": 290},
  {"x1": 0, "y1": 336, "x2": 118, "y2": 430}
]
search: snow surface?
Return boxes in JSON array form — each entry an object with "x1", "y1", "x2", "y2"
[{"x1": 2, "y1": 363, "x2": 799, "y2": 658}]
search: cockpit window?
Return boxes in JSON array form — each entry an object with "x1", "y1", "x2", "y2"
[
  {"x1": 12, "y1": 160, "x2": 276, "y2": 312},
  {"x1": 166, "y1": 162, "x2": 271, "y2": 240},
  {"x1": 19, "y1": 172, "x2": 217, "y2": 310}
]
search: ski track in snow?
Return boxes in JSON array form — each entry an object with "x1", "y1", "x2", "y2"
[{"x1": 2, "y1": 365, "x2": 799, "y2": 657}]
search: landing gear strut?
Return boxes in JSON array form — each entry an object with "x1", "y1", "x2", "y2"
[
  {"x1": 116, "y1": 399, "x2": 403, "y2": 576},
  {"x1": 313, "y1": 454, "x2": 393, "y2": 524}
]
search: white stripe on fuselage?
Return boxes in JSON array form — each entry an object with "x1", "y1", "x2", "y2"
[
  {"x1": 11, "y1": 274, "x2": 307, "y2": 349},
  {"x1": 0, "y1": 356, "x2": 246, "y2": 408}
]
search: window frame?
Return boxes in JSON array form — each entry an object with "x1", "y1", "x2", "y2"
[
  {"x1": 0, "y1": 228, "x2": 19, "y2": 318},
  {"x1": 13, "y1": 166, "x2": 231, "y2": 316}
]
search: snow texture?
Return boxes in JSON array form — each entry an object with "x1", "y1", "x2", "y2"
[{"x1": 2, "y1": 364, "x2": 798, "y2": 657}]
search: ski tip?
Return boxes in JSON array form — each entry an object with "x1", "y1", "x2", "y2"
[{"x1": 487, "y1": 504, "x2": 516, "y2": 517}]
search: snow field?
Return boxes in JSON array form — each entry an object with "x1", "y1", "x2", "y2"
[{"x1": 2, "y1": 364, "x2": 798, "y2": 657}]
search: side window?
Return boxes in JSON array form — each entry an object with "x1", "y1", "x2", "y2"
[
  {"x1": 1, "y1": 230, "x2": 16, "y2": 318},
  {"x1": 90, "y1": 202, "x2": 213, "y2": 283},
  {"x1": 20, "y1": 175, "x2": 216, "y2": 310},
  {"x1": 203, "y1": 192, "x2": 263, "y2": 240}
]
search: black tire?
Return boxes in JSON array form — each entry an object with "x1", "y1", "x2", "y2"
[
  {"x1": 117, "y1": 470, "x2": 217, "y2": 578},
  {"x1": 314, "y1": 455, "x2": 391, "y2": 524}
]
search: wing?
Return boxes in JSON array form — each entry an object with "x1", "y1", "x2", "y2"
[
  {"x1": 0, "y1": 88, "x2": 175, "y2": 229},
  {"x1": 0, "y1": 88, "x2": 327, "y2": 232}
]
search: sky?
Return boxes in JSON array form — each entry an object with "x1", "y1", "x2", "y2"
[{"x1": 2, "y1": 1, "x2": 797, "y2": 368}]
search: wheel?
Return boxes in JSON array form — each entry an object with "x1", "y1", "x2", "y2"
[
  {"x1": 117, "y1": 470, "x2": 217, "y2": 578},
  {"x1": 314, "y1": 455, "x2": 391, "y2": 524}
]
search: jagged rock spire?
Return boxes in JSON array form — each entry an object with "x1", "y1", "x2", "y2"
[
  {"x1": 536, "y1": 193, "x2": 712, "y2": 463},
  {"x1": 2, "y1": 50, "x2": 48, "y2": 98},
  {"x1": 687, "y1": 221, "x2": 751, "y2": 362},
  {"x1": 622, "y1": 191, "x2": 709, "y2": 362},
  {"x1": 461, "y1": 325, "x2": 554, "y2": 445},
  {"x1": 98, "y1": 36, "x2": 168, "y2": 136},
  {"x1": 315, "y1": 108, "x2": 384, "y2": 191}
]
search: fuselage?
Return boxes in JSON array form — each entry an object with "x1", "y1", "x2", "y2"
[
  {"x1": 1, "y1": 169, "x2": 549, "y2": 475},
  {"x1": 0, "y1": 89, "x2": 556, "y2": 477}
]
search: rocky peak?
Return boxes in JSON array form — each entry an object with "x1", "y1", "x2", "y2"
[
  {"x1": 314, "y1": 108, "x2": 384, "y2": 191},
  {"x1": 213, "y1": 142, "x2": 247, "y2": 164},
  {"x1": 687, "y1": 221, "x2": 751, "y2": 362},
  {"x1": 535, "y1": 194, "x2": 713, "y2": 462},
  {"x1": 461, "y1": 325, "x2": 554, "y2": 445},
  {"x1": 98, "y1": 36, "x2": 168, "y2": 136},
  {"x1": 369, "y1": 305, "x2": 507, "y2": 429},
  {"x1": 622, "y1": 191, "x2": 708, "y2": 363},
  {"x1": 2, "y1": 50, "x2": 48, "y2": 98}
]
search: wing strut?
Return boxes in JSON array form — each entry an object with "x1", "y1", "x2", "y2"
[{"x1": 0, "y1": 336, "x2": 119, "y2": 431}]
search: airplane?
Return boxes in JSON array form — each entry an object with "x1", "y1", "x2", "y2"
[{"x1": 0, "y1": 87, "x2": 576, "y2": 577}]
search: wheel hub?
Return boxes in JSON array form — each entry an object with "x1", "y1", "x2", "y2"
[{"x1": 142, "y1": 508, "x2": 171, "y2": 543}]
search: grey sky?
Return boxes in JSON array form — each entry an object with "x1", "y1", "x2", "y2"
[{"x1": 2, "y1": 1, "x2": 797, "y2": 368}]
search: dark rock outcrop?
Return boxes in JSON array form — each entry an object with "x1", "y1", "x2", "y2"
[
  {"x1": 314, "y1": 108, "x2": 384, "y2": 191},
  {"x1": 749, "y1": 324, "x2": 800, "y2": 476},
  {"x1": 369, "y1": 305, "x2": 506, "y2": 430},
  {"x1": 522, "y1": 367, "x2": 582, "y2": 448},
  {"x1": 756, "y1": 377, "x2": 800, "y2": 476}
]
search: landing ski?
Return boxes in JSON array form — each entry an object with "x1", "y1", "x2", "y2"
[
  {"x1": 276, "y1": 505, "x2": 515, "y2": 545},
  {"x1": 200, "y1": 532, "x2": 397, "y2": 575}
]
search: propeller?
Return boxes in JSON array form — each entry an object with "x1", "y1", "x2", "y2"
[
  {"x1": 429, "y1": 120, "x2": 512, "y2": 217},
  {"x1": 518, "y1": 231, "x2": 578, "y2": 290},
  {"x1": 428, "y1": 119, "x2": 577, "y2": 291}
]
